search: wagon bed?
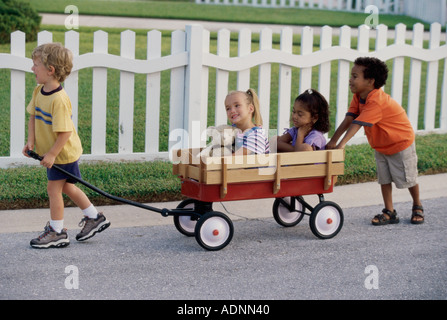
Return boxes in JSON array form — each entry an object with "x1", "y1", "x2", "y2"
[
  {"x1": 173, "y1": 148, "x2": 345, "y2": 202},
  {"x1": 171, "y1": 149, "x2": 346, "y2": 250}
]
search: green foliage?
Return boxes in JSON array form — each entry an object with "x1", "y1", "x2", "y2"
[{"x1": 0, "y1": 0, "x2": 41, "y2": 44}]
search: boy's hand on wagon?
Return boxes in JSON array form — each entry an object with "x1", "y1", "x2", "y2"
[{"x1": 325, "y1": 140, "x2": 337, "y2": 150}]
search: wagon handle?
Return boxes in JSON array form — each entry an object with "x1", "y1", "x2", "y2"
[{"x1": 26, "y1": 150, "x2": 173, "y2": 216}]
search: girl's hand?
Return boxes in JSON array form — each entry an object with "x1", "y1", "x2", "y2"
[
  {"x1": 294, "y1": 123, "x2": 314, "y2": 152},
  {"x1": 298, "y1": 122, "x2": 313, "y2": 139}
]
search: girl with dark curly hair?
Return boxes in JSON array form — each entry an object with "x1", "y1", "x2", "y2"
[{"x1": 275, "y1": 89, "x2": 330, "y2": 152}]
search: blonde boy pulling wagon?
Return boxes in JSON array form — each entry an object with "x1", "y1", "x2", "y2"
[{"x1": 23, "y1": 43, "x2": 111, "y2": 248}]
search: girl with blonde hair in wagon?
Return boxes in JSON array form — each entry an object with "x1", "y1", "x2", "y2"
[{"x1": 224, "y1": 88, "x2": 270, "y2": 155}]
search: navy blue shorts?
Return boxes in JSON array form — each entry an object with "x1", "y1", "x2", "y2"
[{"x1": 47, "y1": 161, "x2": 81, "y2": 184}]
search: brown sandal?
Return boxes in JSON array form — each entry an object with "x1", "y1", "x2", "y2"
[
  {"x1": 411, "y1": 205, "x2": 424, "y2": 224},
  {"x1": 372, "y1": 208, "x2": 400, "y2": 226}
]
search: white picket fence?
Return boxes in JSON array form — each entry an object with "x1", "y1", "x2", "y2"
[
  {"x1": 195, "y1": 0, "x2": 447, "y2": 24},
  {"x1": 1, "y1": 22, "x2": 447, "y2": 168}
]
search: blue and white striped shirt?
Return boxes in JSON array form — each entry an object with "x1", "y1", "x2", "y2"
[{"x1": 235, "y1": 126, "x2": 270, "y2": 154}]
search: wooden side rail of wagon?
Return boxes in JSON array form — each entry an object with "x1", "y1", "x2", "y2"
[{"x1": 172, "y1": 149, "x2": 345, "y2": 201}]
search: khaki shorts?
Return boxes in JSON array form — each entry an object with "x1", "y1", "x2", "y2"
[{"x1": 375, "y1": 143, "x2": 418, "y2": 189}]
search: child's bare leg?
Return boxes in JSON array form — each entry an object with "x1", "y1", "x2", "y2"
[
  {"x1": 381, "y1": 183, "x2": 394, "y2": 212},
  {"x1": 63, "y1": 182, "x2": 92, "y2": 210},
  {"x1": 409, "y1": 184, "x2": 423, "y2": 223},
  {"x1": 372, "y1": 183, "x2": 394, "y2": 224},
  {"x1": 47, "y1": 180, "x2": 66, "y2": 221},
  {"x1": 409, "y1": 184, "x2": 421, "y2": 207}
]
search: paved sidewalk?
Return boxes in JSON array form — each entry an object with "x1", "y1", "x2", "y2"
[{"x1": 1, "y1": 173, "x2": 445, "y2": 234}]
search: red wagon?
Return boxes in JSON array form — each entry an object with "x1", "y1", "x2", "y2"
[
  {"x1": 27, "y1": 149, "x2": 345, "y2": 251},
  {"x1": 172, "y1": 148, "x2": 345, "y2": 251}
]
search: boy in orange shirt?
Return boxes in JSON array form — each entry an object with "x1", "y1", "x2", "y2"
[{"x1": 327, "y1": 57, "x2": 424, "y2": 225}]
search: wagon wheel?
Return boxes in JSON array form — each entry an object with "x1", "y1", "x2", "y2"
[
  {"x1": 195, "y1": 211, "x2": 234, "y2": 251},
  {"x1": 272, "y1": 197, "x2": 305, "y2": 227},
  {"x1": 309, "y1": 201, "x2": 343, "y2": 239},
  {"x1": 174, "y1": 198, "x2": 199, "y2": 237}
]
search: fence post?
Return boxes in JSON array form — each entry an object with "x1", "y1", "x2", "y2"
[
  {"x1": 407, "y1": 23, "x2": 424, "y2": 131},
  {"x1": 118, "y1": 30, "x2": 136, "y2": 154},
  {"x1": 91, "y1": 30, "x2": 108, "y2": 155},
  {"x1": 299, "y1": 26, "x2": 313, "y2": 94},
  {"x1": 65, "y1": 30, "x2": 79, "y2": 130},
  {"x1": 37, "y1": 30, "x2": 52, "y2": 45},
  {"x1": 375, "y1": 24, "x2": 388, "y2": 99},
  {"x1": 318, "y1": 26, "x2": 333, "y2": 103},
  {"x1": 425, "y1": 23, "x2": 441, "y2": 131},
  {"x1": 441, "y1": 22, "x2": 447, "y2": 130},
  {"x1": 146, "y1": 30, "x2": 162, "y2": 153},
  {"x1": 335, "y1": 26, "x2": 351, "y2": 129},
  {"x1": 184, "y1": 25, "x2": 205, "y2": 149},
  {"x1": 215, "y1": 28, "x2": 230, "y2": 125},
  {"x1": 237, "y1": 28, "x2": 251, "y2": 91},
  {"x1": 391, "y1": 23, "x2": 406, "y2": 106},
  {"x1": 277, "y1": 27, "x2": 293, "y2": 135},
  {"x1": 375, "y1": 24, "x2": 388, "y2": 56},
  {"x1": 258, "y1": 27, "x2": 272, "y2": 132},
  {"x1": 168, "y1": 30, "x2": 186, "y2": 155},
  {"x1": 201, "y1": 28, "x2": 210, "y2": 131},
  {"x1": 352, "y1": 24, "x2": 371, "y2": 142},
  {"x1": 10, "y1": 31, "x2": 26, "y2": 157},
  {"x1": 318, "y1": 25, "x2": 333, "y2": 142},
  {"x1": 441, "y1": 56, "x2": 447, "y2": 130}
]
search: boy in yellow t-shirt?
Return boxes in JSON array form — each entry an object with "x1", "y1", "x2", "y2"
[
  {"x1": 327, "y1": 57, "x2": 424, "y2": 225},
  {"x1": 23, "y1": 43, "x2": 110, "y2": 248}
]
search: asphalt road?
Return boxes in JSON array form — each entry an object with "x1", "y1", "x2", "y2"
[{"x1": 1, "y1": 197, "x2": 446, "y2": 302}]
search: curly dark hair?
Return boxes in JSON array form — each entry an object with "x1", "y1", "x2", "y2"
[
  {"x1": 354, "y1": 57, "x2": 389, "y2": 89},
  {"x1": 295, "y1": 89, "x2": 330, "y2": 133}
]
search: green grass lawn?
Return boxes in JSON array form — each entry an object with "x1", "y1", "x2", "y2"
[{"x1": 21, "y1": 0, "x2": 432, "y2": 30}]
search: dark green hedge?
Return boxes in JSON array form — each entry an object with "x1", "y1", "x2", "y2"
[{"x1": 0, "y1": 0, "x2": 41, "y2": 44}]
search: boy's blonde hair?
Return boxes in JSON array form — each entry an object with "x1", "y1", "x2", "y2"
[
  {"x1": 227, "y1": 88, "x2": 263, "y2": 126},
  {"x1": 32, "y1": 43, "x2": 73, "y2": 83}
]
